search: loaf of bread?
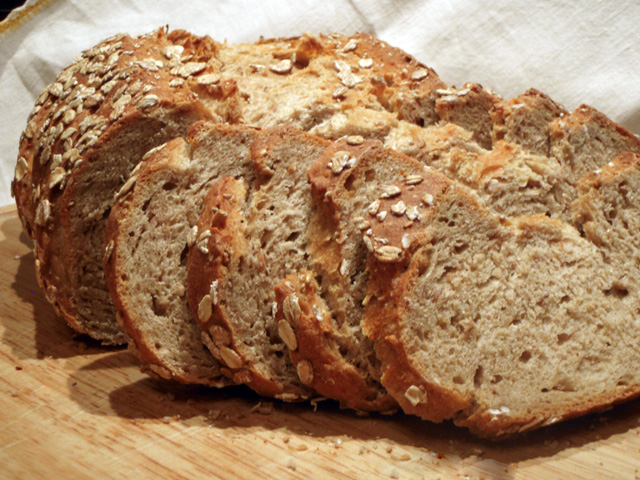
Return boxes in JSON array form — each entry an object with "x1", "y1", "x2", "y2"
[{"x1": 13, "y1": 27, "x2": 640, "y2": 438}]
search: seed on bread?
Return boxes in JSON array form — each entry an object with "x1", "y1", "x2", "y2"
[
  {"x1": 103, "y1": 240, "x2": 114, "y2": 264},
  {"x1": 404, "y1": 385, "x2": 427, "y2": 406},
  {"x1": 411, "y1": 68, "x2": 428, "y2": 81},
  {"x1": 197, "y1": 73, "x2": 221, "y2": 85},
  {"x1": 198, "y1": 294, "x2": 213, "y2": 323},
  {"x1": 210, "y1": 324, "x2": 231, "y2": 347},
  {"x1": 277, "y1": 319, "x2": 298, "y2": 351},
  {"x1": 376, "y1": 210, "x2": 387, "y2": 221},
  {"x1": 283, "y1": 293, "x2": 301, "y2": 323},
  {"x1": 115, "y1": 175, "x2": 137, "y2": 202},
  {"x1": 329, "y1": 150, "x2": 350, "y2": 174},
  {"x1": 137, "y1": 94, "x2": 159, "y2": 108},
  {"x1": 296, "y1": 360, "x2": 314, "y2": 385},
  {"x1": 219, "y1": 346, "x2": 243, "y2": 369},
  {"x1": 380, "y1": 185, "x2": 401, "y2": 198},
  {"x1": 346, "y1": 135, "x2": 364, "y2": 145},
  {"x1": 422, "y1": 193, "x2": 434, "y2": 206},
  {"x1": 390, "y1": 200, "x2": 407, "y2": 216},
  {"x1": 404, "y1": 175, "x2": 424, "y2": 185},
  {"x1": 171, "y1": 61, "x2": 206, "y2": 77},
  {"x1": 270, "y1": 59, "x2": 293, "y2": 74},
  {"x1": 342, "y1": 39, "x2": 358, "y2": 52},
  {"x1": 374, "y1": 245, "x2": 403, "y2": 262}
]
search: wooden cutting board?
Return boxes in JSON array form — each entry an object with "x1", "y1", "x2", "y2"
[{"x1": 1, "y1": 204, "x2": 639, "y2": 480}]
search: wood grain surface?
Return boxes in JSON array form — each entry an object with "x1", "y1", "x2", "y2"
[{"x1": 1, "y1": 204, "x2": 639, "y2": 480}]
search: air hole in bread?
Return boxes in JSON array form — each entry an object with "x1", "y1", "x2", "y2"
[
  {"x1": 179, "y1": 244, "x2": 189, "y2": 266},
  {"x1": 151, "y1": 295, "x2": 167, "y2": 317},
  {"x1": 491, "y1": 375, "x2": 503, "y2": 384},
  {"x1": 364, "y1": 169, "x2": 376, "y2": 182},
  {"x1": 453, "y1": 242, "x2": 468, "y2": 254},
  {"x1": 261, "y1": 229, "x2": 274, "y2": 248},
  {"x1": 526, "y1": 178, "x2": 542, "y2": 189},
  {"x1": 162, "y1": 181, "x2": 178, "y2": 191},
  {"x1": 604, "y1": 285, "x2": 629, "y2": 298},
  {"x1": 452, "y1": 375, "x2": 464, "y2": 385},
  {"x1": 552, "y1": 377, "x2": 576, "y2": 392},
  {"x1": 344, "y1": 174, "x2": 355, "y2": 191},
  {"x1": 519, "y1": 350, "x2": 532, "y2": 363},
  {"x1": 286, "y1": 231, "x2": 300, "y2": 242},
  {"x1": 142, "y1": 198, "x2": 151, "y2": 211},
  {"x1": 473, "y1": 366, "x2": 484, "y2": 387},
  {"x1": 557, "y1": 333, "x2": 571, "y2": 344}
]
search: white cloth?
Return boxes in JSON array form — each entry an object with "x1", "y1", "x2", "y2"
[{"x1": 1, "y1": 0, "x2": 638, "y2": 206}]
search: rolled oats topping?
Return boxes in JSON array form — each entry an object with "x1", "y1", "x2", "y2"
[
  {"x1": 380, "y1": 185, "x2": 401, "y2": 198},
  {"x1": 219, "y1": 346, "x2": 243, "y2": 369},
  {"x1": 198, "y1": 294, "x2": 213, "y2": 322},
  {"x1": 375, "y1": 245, "x2": 403, "y2": 262},
  {"x1": 296, "y1": 360, "x2": 314, "y2": 385},
  {"x1": 283, "y1": 293, "x2": 301, "y2": 323},
  {"x1": 277, "y1": 319, "x2": 298, "y2": 351},
  {"x1": 411, "y1": 68, "x2": 428, "y2": 81},
  {"x1": 404, "y1": 385, "x2": 427, "y2": 406},
  {"x1": 390, "y1": 200, "x2": 407, "y2": 216},
  {"x1": 270, "y1": 59, "x2": 293, "y2": 74}
]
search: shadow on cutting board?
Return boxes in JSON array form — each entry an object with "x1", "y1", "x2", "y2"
[
  {"x1": 1, "y1": 214, "x2": 116, "y2": 360},
  {"x1": 68, "y1": 348, "x2": 640, "y2": 470}
]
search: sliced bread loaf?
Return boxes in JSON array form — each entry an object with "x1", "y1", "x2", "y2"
[
  {"x1": 361, "y1": 151, "x2": 640, "y2": 438},
  {"x1": 104, "y1": 122, "x2": 259, "y2": 384}
]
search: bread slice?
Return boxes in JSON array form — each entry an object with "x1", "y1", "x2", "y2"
[
  {"x1": 186, "y1": 127, "x2": 329, "y2": 401},
  {"x1": 104, "y1": 122, "x2": 259, "y2": 384},
  {"x1": 361, "y1": 151, "x2": 640, "y2": 438},
  {"x1": 14, "y1": 28, "x2": 452, "y2": 345}
]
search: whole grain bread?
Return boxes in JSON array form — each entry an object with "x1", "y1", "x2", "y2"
[
  {"x1": 13, "y1": 28, "x2": 452, "y2": 344},
  {"x1": 360, "y1": 151, "x2": 640, "y2": 438}
]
